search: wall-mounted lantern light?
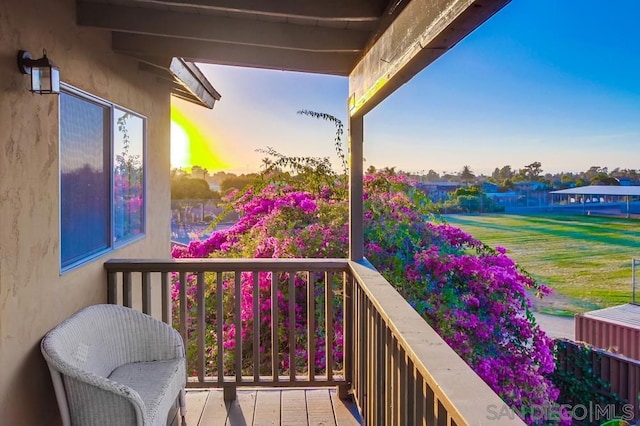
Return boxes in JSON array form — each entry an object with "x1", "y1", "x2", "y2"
[{"x1": 17, "y1": 49, "x2": 60, "y2": 95}]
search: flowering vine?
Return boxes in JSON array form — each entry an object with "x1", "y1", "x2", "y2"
[{"x1": 172, "y1": 155, "x2": 560, "y2": 425}]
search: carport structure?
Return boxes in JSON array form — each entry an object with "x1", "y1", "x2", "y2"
[{"x1": 551, "y1": 185, "x2": 640, "y2": 218}]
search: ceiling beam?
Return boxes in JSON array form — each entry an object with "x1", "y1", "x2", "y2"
[
  {"x1": 132, "y1": 55, "x2": 174, "y2": 70},
  {"x1": 77, "y1": 2, "x2": 369, "y2": 52},
  {"x1": 138, "y1": 61, "x2": 175, "y2": 81},
  {"x1": 128, "y1": 0, "x2": 386, "y2": 21},
  {"x1": 349, "y1": 0, "x2": 510, "y2": 117},
  {"x1": 113, "y1": 33, "x2": 358, "y2": 75}
]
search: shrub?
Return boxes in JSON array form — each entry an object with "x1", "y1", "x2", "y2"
[{"x1": 172, "y1": 112, "x2": 559, "y2": 424}]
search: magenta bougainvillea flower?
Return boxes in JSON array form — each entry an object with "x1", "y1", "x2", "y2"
[{"x1": 172, "y1": 170, "x2": 560, "y2": 425}]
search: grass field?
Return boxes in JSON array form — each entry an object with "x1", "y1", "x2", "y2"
[{"x1": 445, "y1": 213, "x2": 640, "y2": 314}]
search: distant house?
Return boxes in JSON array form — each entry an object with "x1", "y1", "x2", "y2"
[
  {"x1": 207, "y1": 181, "x2": 222, "y2": 192},
  {"x1": 486, "y1": 191, "x2": 519, "y2": 206},
  {"x1": 617, "y1": 178, "x2": 635, "y2": 186},
  {"x1": 416, "y1": 181, "x2": 462, "y2": 202},
  {"x1": 551, "y1": 180, "x2": 576, "y2": 190},
  {"x1": 513, "y1": 181, "x2": 551, "y2": 192},
  {"x1": 482, "y1": 182, "x2": 499, "y2": 193}
]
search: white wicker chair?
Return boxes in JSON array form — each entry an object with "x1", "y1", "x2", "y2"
[{"x1": 41, "y1": 304, "x2": 187, "y2": 426}]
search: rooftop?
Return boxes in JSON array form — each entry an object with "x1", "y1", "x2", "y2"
[
  {"x1": 551, "y1": 185, "x2": 640, "y2": 197},
  {"x1": 581, "y1": 303, "x2": 640, "y2": 328}
]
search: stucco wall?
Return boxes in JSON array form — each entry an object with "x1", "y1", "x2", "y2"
[{"x1": 0, "y1": 0, "x2": 172, "y2": 423}]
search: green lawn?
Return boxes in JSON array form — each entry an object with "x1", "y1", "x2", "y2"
[{"x1": 445, "y1": 213, "x2": 639, "y2": 313}]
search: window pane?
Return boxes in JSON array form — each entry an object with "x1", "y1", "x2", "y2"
[
  {"x1": 113, "y1": 109, "x2": 145, "y2": 243},
  {"x1": 60, "y1": 92, "x2": 110, "y2": 268}
]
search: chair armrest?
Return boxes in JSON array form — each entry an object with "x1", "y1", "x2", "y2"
[
  {"x1": 42, "y1": 340, "x2": 146, "y2": 425},
  {"x1": 67, "y1": 373, "x2": 146, "y2": 424}
]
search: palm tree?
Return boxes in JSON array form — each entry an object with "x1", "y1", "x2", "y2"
[{"x1": 261, "y1": 157, "x2": 273, "y2": 171}]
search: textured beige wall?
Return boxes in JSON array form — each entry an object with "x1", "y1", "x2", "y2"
[{"x1": 0, "y1": 0, "x2": 172, "y2": 423}]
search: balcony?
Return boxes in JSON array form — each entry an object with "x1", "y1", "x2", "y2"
[{"x1": 105, "y1": 258, "x2": 525, "y2": 425}]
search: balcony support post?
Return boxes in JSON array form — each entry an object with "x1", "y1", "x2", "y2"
[
  {"x1": 339, "y1": 272, "x2": 354, "y2": 400},
  {"x1": 348, "y1": 114, "x2": 364, "y2": 261}
]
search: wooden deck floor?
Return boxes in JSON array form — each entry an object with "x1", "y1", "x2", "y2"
[{"x1": 173, "y1": 388, "x2": 361, "y2": 426}]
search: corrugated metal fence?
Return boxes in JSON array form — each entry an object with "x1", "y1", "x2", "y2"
[{"x1": 555, "y1": 339, "x2": 640, "y2": 422}]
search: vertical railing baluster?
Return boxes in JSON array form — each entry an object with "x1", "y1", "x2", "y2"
[
  {"x1": 253, "y1": 272, "x2": 260, "y2": 382},
  {"x1": 179, "y1": 272, "x2": 187, "y2": 348},
  {"x1": 197, "y1": 272, "x2": 205, "y2": 384},
  {"x1": 288, "y1": 272, "x2": 296, "y2": 382},
  {"x1": 141, "y1": 271, "x2": 151, "y2": 315},
  {"x1": 358, "y1": 289, "x2": 367, "y2": 414},
  {"x1": 123, "y1": 272, "x2": 132, "y2": 308},
  {"x1": 360, "y1": 297, "x2": 368, "y2": 425},
  {"x1": 437, "y1": 400, "x2": 447, "y2": 426},
  {"x1": 216, "y1": 271, "x2": 223, "y2": 384},
  {"x1": 352, "y1": 282, "x2": 358, "y2": 405},
  {"x1": 426, "y1": 385, "x2": 436, "y2": 425},
  {"x1": 325, "y1": 271, "x2": 334, "y2": 381},
  {"x1": 161, "y1": 272, "x2": 170, "y2": 324},
  {"x1": 340, "y1": 272, "x2": 353, "y2": 399},
  {"x1": 401, "y1": 349, "x2": 408, "y2": 425},
  {"x1": 307, "y1": 271, "x2": 315, "y2": 382},
  {"x1": 377, "y1": 313, "x2": 385, "y2": 423},
  {"x1": 392, "y1": 338, "x2": 399, "y2": 426},
  {"x1": 416, "y1": 375, "x2": 425, "y2": 426},
  {"x1": 407, "y1": 358, "x2": 415, "y2": 426},
  {"x1": 359, "y1": 287, "x2": 366, "y2": 421},
  {"x1": 107, "y1": 271, "x2": 117, "y2": 304},
  {"x1": 271, "y1": 270, "x2": 279, "y2": 382},
  {"x1": 234, "y1": 272, "x2": 242, "y2": 384},
  {"x1": 371, "y1": 301, "x2": 377, "y2": 424},
  {"x1": 385, "y1": 326, "x2": 393, "y2": 426},
  {"x1": 366, "y1": 298, "x2": 374, "y2": 424}
]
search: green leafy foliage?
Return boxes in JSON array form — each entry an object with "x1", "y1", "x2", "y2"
[
  {"x1": 549, "y1": 339, "x2": 628, "y2": 424},
  {"x1": 171, "y1": 176, "x2": 219, "y2": 200}
]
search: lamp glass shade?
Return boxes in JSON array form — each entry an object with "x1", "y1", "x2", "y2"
[{"x1": 30, "y1": 65, "x2": 60, "y2": 94}]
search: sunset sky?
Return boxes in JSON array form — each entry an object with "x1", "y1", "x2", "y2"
[{"x1": 170, "y1": 0, "x2": 640, "y2": 176}]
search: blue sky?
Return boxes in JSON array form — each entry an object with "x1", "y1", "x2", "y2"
[{"x1": 172, "y1": 0, "x2": 640, "y2": 175}]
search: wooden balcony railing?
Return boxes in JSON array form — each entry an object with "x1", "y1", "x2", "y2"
[{"x1": 105, "y1": 258, "x2": 524, "y2": 425}]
